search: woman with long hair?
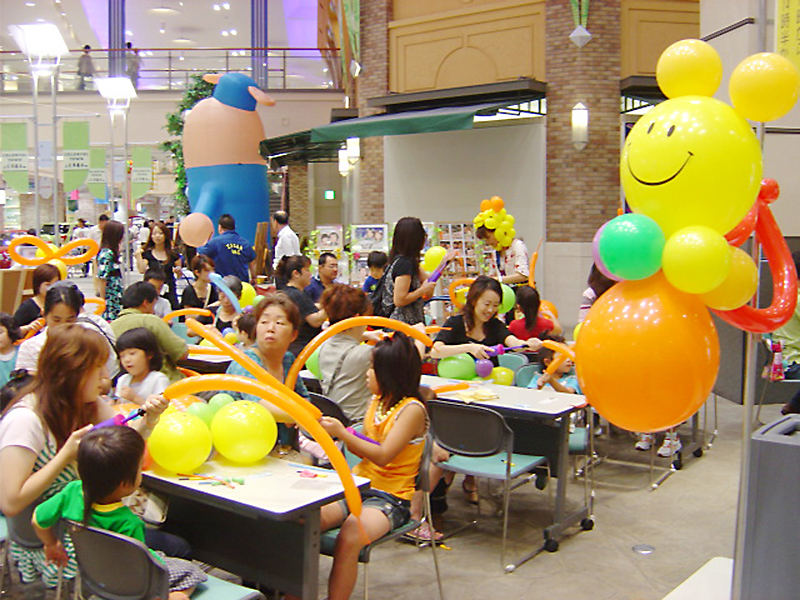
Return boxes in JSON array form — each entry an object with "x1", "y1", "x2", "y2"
[
  {"x1": 97, "y1": 220, "x2": 125, "y2": 320},
  {"x1": 13, "y1": 263, "x2": 61, "y2": 335},
  {"x1": 383, "y1": 217, "x2": 436, "y2": 325},
  {"x1": 0, "y1": 325, "x2": 168, "y2": 588},
  {"x1": 135, "y1": 222, "x2": 182, "y2": 309}
]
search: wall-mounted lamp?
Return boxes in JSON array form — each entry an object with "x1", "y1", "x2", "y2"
[
  {"x1": 572, "y1": 102, "x2": 589, "y2": 151},
  {"x1": 339, "y1": 137, "x2": 360, "y2": 176}
]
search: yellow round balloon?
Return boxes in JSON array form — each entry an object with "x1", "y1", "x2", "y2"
[
  {"x1": 662, "y1": 226, "x2": 731, "y2": 294},
  {"x1": 621, "y1": 96, "x2": 761, "y2": 238},
  {"x1": 656, "y1": 39, "x2": 723, "y2": 98},
  {"x1": 240, "y1": 282, "x2": 257, "y2": 307},
  {"x1": 148, "y1": 412, "x2": 212, "y2": 473},
  {"x1": 699, "y1": 246, "x2": 759, "y2": 310},
  {"x1": 572, "y1": 322, "x2": 582, "y2": 341},
  {"x1": 35, "y1": 243, "x2": 58, "y2": 259},
  {"x1": 729, "y1": 52, "x2": 799, "y2": 123},
  {"x1": 224, "y1": 332, "x2": 238, "y2": 344},
  {"x1": 48, "y1": 259, "x2": 67, "y2": 280},
  {"x1": 210, "y1": 400, "x2": 277, "y2": 464},
  {"x1": 422, "y1": 246, "x2": 447, "y2": 272}
]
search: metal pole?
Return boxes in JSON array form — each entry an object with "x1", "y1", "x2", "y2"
[
  {"x1": 731, "y1": 3, "x2": 767, "y2": 599},
  {"x1": 51, "y1": 70, "x2": 59, "y2": 238},
  {"x1": 109, "y1": 112, "x2": 115, "y2": 219},
  {"x1": 122, "y1": 109, "x2": 130, "y2": 276},
  {"x1": 32, "y1": 73, "x2": 40, "y2": 234}
]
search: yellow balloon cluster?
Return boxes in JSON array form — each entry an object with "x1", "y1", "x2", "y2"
[{"x1": 473, "y1": 196, "x2": 516, "y2": 248}]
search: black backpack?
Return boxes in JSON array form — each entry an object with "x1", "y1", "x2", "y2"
[{"x1": 370, "y1": 259, "x2": 397, "y2": 318}]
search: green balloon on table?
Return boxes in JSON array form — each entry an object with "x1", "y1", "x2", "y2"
[
  {"x1": 306, "y1": 346, "x2": 322, "y2": 379},
  {"x1": 209, "y1": 393, "x2": 236, "y2": 414},
  {"x1": 211, "y1": 400, "x2": 278, "y2": 464},
  {"x1": 148, "y1": 412, "x2": 213, "y2": 473},
  {"x1": 437, "y1": 353, "x2": 477, "y2": 380},
  {"x1": 598, "y1": 214, "x2": 665, "y2": 281},
  {"x1": 187, "y1": 401, "x2": 216, "y2": 426},
  {"x1": 241, "y1": 282, "x2": 257, "y2": 307},
  {"x1": 500, "y1": 284, "x2": 516, "y2": 313},
  {"x1": 490, "y1": 366, "x2": 515, "y2": 386}
]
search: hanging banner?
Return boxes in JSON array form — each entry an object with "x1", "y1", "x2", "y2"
[
  {"x1": 1, "y1": 122, "x2": 29, "y2": 193},
  {"x1": 63, "y1": 121, "x2": 90, "y2": 192},
  {"x1": 777, "y1": 0, "x2": 800, "y2": 72},
  {"x1": 87, "y1": 147, "x2": 107, "y2": 201},
  {"x1": 130, "y1": 146, "x2": 152, "y2": 201}
]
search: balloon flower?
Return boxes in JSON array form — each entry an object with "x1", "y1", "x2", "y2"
[
  {"x1": 578, "y1": 39, "x2": 799, "y2": 434},
  {"x1": 473, "y1": 196, "x2": 516, "y2": 248}
]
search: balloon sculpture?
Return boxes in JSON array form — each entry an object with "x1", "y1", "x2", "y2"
[
  {"x1": 473, "y1": 196, "x2": 516, "y2": 248},
  {"x1": 8, "y1": 235, "x2": 99, "y2": 276},
  {"x1": 578, "y1": 40, "x2": 799, "y2": 433},
  {"x1": 182, "y1": 72, "x2": 275, "y2": 245}
]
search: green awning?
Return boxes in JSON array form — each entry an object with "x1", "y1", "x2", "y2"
[{"x1": 310, "y1": 101, "x2": 517, "y2": 142}]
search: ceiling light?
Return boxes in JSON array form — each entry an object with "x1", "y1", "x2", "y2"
[
  {"x1": 125, "y1": 30, "x2": 133, "y2": 36},
  {"x1": 160, "y1": 24, "x2": 166, "y2": 33},
  {"x1": 25, "y1": 2, "x2": 36, "y2": 6},
  {"x1": 149, "y1": 4, "x2": 179, "y2": 15},
  {"x1": 213, "y1": 4, "x2": 221, "y2": 10},
  {"x1": 178, "y1": 55, "x2": 184, "y2": 61},
  {"x1": 221, "y1": 31, "x2": 229, "y2": 36},
  {"x1": 230, "y1": 29, "x2": 237, "y2": 36},
  {"x1": 222, "y1": 2, "x2": 230, "y2": 8},
  {"x1": 36, "y1": 18, "x2": 45, "y2": 22}
]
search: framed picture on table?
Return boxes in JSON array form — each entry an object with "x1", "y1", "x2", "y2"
[
  {"x1": 317, "y1": 225, "x2": 344, "y2": 251},
  {"x1": 352, "y1": 224, "x2": 389, "y2": 252}
]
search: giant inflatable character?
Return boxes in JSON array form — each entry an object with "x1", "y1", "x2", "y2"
[{"x1": 183, "y1": 72, "x2": 274, "y2": 244}]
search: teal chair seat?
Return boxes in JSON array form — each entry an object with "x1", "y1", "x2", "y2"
[
  {"x1": 514, "y1": 364, "x2": 542, "y2": 388},
  {"x1": 442, "y1": 452, "x2": 545, "y2": 479},
  {"x1": 193, "y1": 574, "x2": 265, "y2": 600}
]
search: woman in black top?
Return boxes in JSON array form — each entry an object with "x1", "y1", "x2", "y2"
[
  {"x1": 382, "y1": 217, "x2": 437, "y2": 325},
  {"x1": 274, "y1": 255, "x2": 327, "y2": 357},
  {"x1": 180, "y1": 254, "x2": 218, "y2": 334},
  {"x1": 432, "y1": 276, "x2": 542, "y2": 360},
  {"x1": 13, "y1": 263, "x2": 60, "y2": 335},
  {"x1": 135, "y1": 222, "x2": 182, "y2": 309}
]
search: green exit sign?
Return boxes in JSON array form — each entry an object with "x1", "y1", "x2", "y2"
[{"x1": 324, "y1": 190, "x2": 335, "y2": 200}]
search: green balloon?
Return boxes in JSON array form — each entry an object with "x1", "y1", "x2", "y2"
[
  {"x1": 437, "y1": 353, "x2": 477, "y2": 380},
  {"x1": 306, "y1": 346, "x2": 322, "y2": 379},
  {"x1": 500, "y1": 284, "x2": 516, "y2": 314},
  {"x1": 187, "y1": 402, "x2": 215, "y2": 426},
  {"x1": 599, "y1": 214, "x2": 665, "y2": 280},
  {"x1": 209, "y1": 393, "x2": 236, "y2": 414}
]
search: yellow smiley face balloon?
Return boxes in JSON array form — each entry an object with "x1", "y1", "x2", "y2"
[{"x1": 621, "y1": 95, "x2": 762, "y2": 238}]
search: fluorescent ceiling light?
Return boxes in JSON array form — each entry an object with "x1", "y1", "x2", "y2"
[{"x1": 9, "y1": 23, "x2": 68, "y2": 59}]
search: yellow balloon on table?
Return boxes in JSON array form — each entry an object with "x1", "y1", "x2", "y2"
[
  {"x1": 35, "y1": 243, "x2": 58, "y2": 259},
  {"x1": 620, "y1": 96, "x2": 761, "y2": 238},
  {"x1": 210, "y1": 400, "x2": 277, "y2": 464},
  {"x1": 148, "y1": 412, "x2": 213, "y2": 473},
  {"x1": 224, "y1": 332, "x2": 238, "y2": 344},
  {"x1": 729, "y1": 52, "x2": 799, "y2": 123},
  {"x1": 490, "y1": 367, "x2": 515, "y2": 386},
  {"x1": 48, "y1": 258, "x2": 67, "y2": 280},
  {"x1": 699, "y1": 246, "x2": 759, "y2": 310},
  {"x1": 656, "y1": 39, "x2": 722, "y2": 98},
  {"x1": 240, "y1": 282, "x2": 257, "y2": 307},
  {"x1": 662, "y1": 226, "x2": 731, "y2": 294},
  {"x1": 422, "y1": 246, "x2": 447, "y2": 272}
]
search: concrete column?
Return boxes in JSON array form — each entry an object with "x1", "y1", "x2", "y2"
[
  {"x1": 108, "y1": 0, "x2": 126, "y2": 77},
  {"x1": 251, "y1": 0, "x2": 269, "y2": 88}
]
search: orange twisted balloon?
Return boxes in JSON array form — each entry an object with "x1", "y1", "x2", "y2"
[
  {"x1": 8, "y1": 235, "x2": 99, "y2": 266},
  {"x1": 448, "y1": 278, "x2": 475, "y2": 309},
  {"x1": 84, "y1": 298, "x2": 106, "y2": 316},
  {"x1": 285, "y1": 316, "x2": 433, "y2": 392},
  {"x1": 163, "y1": 308, "x2": 213, "y2": 323}
]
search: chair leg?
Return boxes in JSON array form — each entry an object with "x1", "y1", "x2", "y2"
[
  {"x1": 501, "y1": 477, "x2": 511, "y2": 569},
  {"x1": 423, "y1": 492, "x2": 445, "y2": 600},
  {"x1": 363, "y1": 562, "x2": 369, "y2": 600}
]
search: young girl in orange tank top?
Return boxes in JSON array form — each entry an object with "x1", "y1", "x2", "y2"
[{"x1": 318, "y1": 331, "x2": 428, "y2": 600}]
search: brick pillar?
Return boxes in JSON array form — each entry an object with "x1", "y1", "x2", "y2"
[
  {"x1": 288, "y1": 164, "x2": 311, "y2": 242},
  {"x1": 545, "y1": 0, "x2": 621, "y2": 242},
  {"x1": 356, "y1": 0, "x2": 392, "y2": 222}
]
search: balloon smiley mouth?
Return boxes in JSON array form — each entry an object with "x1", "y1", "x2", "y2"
[{"x1": 627, "y1": 150, "x2": 694, "y2": 186}]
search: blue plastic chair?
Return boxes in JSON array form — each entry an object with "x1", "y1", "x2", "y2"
[
  {"x1": 498, "y1": 353, "x2": 527, "y2": 376},
  {"x1": 514, "y1": 364, "x2": 542, "y2": 388}
]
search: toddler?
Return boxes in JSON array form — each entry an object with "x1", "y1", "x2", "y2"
[{"x1": 115, "y1": 328, "x2": 170, "y2": 405}]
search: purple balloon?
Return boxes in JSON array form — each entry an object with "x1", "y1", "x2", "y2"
[
  {"x1": 476, "y1": 359, "x2": 494, "y2": 378},
  {"x1": 592, "y1": 222, "x2": 623, "y2": 281}
]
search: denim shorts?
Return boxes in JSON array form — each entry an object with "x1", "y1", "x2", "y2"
[{"x1": 336, "y1": 489, "x2": 411, "y2": 530}]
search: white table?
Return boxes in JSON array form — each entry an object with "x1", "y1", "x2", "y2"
[
  {"x1": 144, "y1": 455, "x2": 369, "y2": 599},
  {"x1": 663, "y1": 557, "x2": 733, "y2": 600},
  {"x1": 421, "y1": 375, "x2": 591, "y2": 565}
]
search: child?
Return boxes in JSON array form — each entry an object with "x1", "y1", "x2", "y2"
[
  {"x1": 115, "y1": 328, "x2": 170, "y2": 405},
  {"x1": 531, "y1": 336, "x2": 579, "y2": 394},
  {"x1": 0, "y1": 313, "x2": 21, "y2": 390},
  {"x1": 362, "y1": 251, "x2": 388, "y2": 295},
  {"x1": 32, "y1": 426, "x2": 206, "y2": 599},
  {"x1": 318, "y1": 332, "x2": 428, "y2": 600},
  {"x1": 234, "y1": 312, "x2": 256, "y2": 348},
  {"x1": 145, "y1": 267, "x2": 172, "y2": 319},
  {"x1": 212, "y1": 275, "x2": 242, "y2": 333},
  {"x1": 508, "y1": 286, "x2": 563, "y2": 341}
]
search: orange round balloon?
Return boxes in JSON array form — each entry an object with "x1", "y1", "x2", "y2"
[
  {"x1": 491, "y1": 196, "x2": 504, "y2": 212},
  {"x1": 179, "y1": 213, "x2": 215, "y2": 248},
  {"x1": 575, "y1": 272, "x2": 719, "y2": 433},
  {"x1": 480, "y1": 199, "x2": 491, "y2": 212}
]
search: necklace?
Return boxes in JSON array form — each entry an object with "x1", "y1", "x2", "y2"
[{"x1": 375, "y1": 397, "x2": 402, "y2": 421}]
